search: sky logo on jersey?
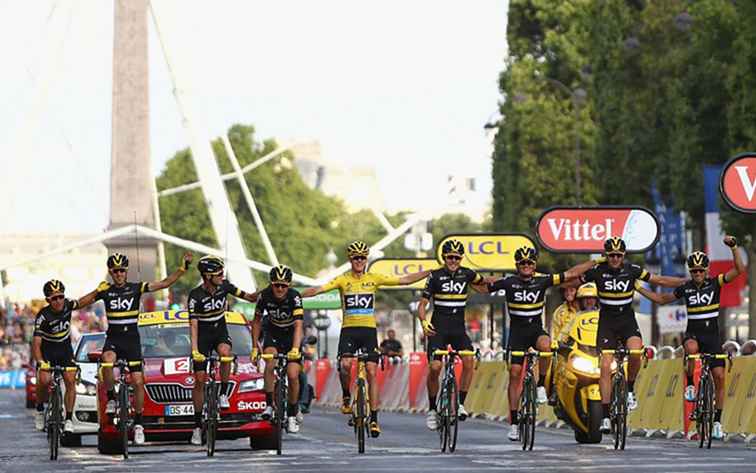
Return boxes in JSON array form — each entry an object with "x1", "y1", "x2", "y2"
[
  {"x1": 536, "y1": 206, "x2": 660, "y2": 253},
  {"x1": 344, "y1": 294, "x2": 375, "y2": 314},
  {"x1": 203, "y1": 298, "x2": 226, "y2": 312},
  {"x1": 109, "y1": 298, "x2": 132, "y2": 311},
  {"x1": 605, "y1": 280, "x2": 630, "y2": 292},
  {"x1": 513, "y1": 290, "x2": 541, "y2": 304},
  {"x1": 441, "y1": 281, "x2": 466, "y2": 293},
  {"x1": 688, "y1": 292, "x2": 714, "y2": 306}
]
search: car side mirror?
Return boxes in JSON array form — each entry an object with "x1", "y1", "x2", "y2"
[{"x1": 87, "y1": 351, "x2": 102, "y2": 362}]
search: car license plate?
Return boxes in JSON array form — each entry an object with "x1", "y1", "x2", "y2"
[{"x1": 164, "y1": 404, "x2": 194, "y2": 416}]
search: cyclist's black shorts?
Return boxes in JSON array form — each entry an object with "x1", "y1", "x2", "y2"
[
  {"x1": 427, "y1": 313, "x2": 473, "y2": 362},
  {"x1": 103, "y1": 330, "x2": 143, "y2": 372},
  {"x1": 507, "y1": 316, "x2": 548, "y2": 365},
  {"x1": 597, "y1": 311, "x2": 641, "y2": 351},
  {"x1": 262, "y1": 327, "x2": 301, "y2": 365},
  {"x1": 684, "y1": 318, "x2": 725, "y2": 369},
  {"x1": 338, "y1": 327, "x2": 380, "y2": 363},
  {"x1": 194, "y1": 321, "x2": 233, "y2": 372},
  {"x1": 41, "y1": 342, "x2": 76, "y2": 368}
]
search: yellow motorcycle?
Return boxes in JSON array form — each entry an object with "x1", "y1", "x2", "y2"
[{"x1": 553, "y1": 308, "x2": 603, "y2": 443}]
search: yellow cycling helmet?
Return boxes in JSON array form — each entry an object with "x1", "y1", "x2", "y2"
[
  {"x1": 346, "y1": 240, "x2": 370, "y2": 258},
  {"x1": 576, "y1": 282, "x2": 598, "y2": 299}
]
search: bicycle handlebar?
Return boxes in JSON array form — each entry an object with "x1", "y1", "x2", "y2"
[
  {"x1": 686, "y1": 353, "x2": 730, "y2": 360},
  {"x1": 507, "y1": 350, "x2": 554, "y2": 358},
  {"x1": 432, "y1": 349, "x2": 477, "y2": 357},
  {"x1": 100, "y1": 360, "x2": 142, "y2": 368},
  {"x1": 40, "y1": 366, "x2": 79, "y2": 372},
  {"x1": 601, "y1": 349, "x2": 646, "y2": 355}
]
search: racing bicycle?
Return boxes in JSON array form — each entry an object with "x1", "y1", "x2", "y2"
[
  {"x1": 261, "y1": 352, "x2": 299, "y2": 455},
  {"x1": 196, "y1": 354, "x2": 236, "y2": 457},
  {"x1": 602, "y1": 346, "x2": 647, "y2": 450},
  {"x1": 506, "y1": 349, "x2": 554, "y2": 451},
  {"x1": 432, "y1": 348, "x2": 478, "y2": 453},
  {"x1": 42, "y1": 364, "x2": 79, "y2": 460},
  {"x1": 341, "y1": 349, "x2": 380, "y2": 454},
  {"x1": 686, "y1": 352, "x2": 731, "y2": 449},
  {"x1": 100, "y1": 359, "x2": 142, "y2": 459}
]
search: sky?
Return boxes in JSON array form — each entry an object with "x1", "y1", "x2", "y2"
[{"x1": 0, "y1": 0, "x2": 509, "y2": 234}]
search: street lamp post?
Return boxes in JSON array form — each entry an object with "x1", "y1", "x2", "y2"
[
  {"x1": 545, "y1": 78, "x2": 587, "y2": 205},
  {"x1": 313, "y1": 310, "x2": 332, "y2": 359}
]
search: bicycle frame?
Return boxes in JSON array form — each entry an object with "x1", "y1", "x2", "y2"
[
  {"x1": 198, "y1": 354, "x2": 236, "y2": 457},
  {"x1": 340, "y1": 349, "x2": 377, "y2": 454},
  {"x1": 42, "y1": 365, "x2": 79, "y2": 461},
  {"x1": 507, "y1": 349, "x2": 554, "y2": 451},
  {"x1": 260, "y1": 352, "x2": 292, "y2": 456},
  {"x1": 601, "y1": 346, "x2": 646, "y2": 451},
  {"x1": 685, "y1": 352, "x2": 730, "y2": 449},
  {"x1": 433, "y1": 348, "x2": 477, "y2": 453},
  {"x1": 100, "y1": 359, "x2": 142, "y2": 459}
]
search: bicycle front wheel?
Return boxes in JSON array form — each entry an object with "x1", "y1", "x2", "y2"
[
  {"x1": 276, "y1": 378, "x2": 287, "y2": 455},
  {"x1": 438, "y1": 381, "x2": 448, "y2": 453},
  {"x1": 449, "y1": 377, "x2": 459, "y2": 453},
  {"x1": 612, "y1": 375, "x2": 627, "y2": 450},
  {"x1": 356, "y1": 379, "x2": 366, "y2": 454},
  {"x1": 49, "y1": 387, "x2": 61, "y2": 460},
  {"x1": 704, "y1": 373, "x2": 715, "y2": 449},
  {"x1": 119, "y1": 384, "x2": 130, "y2": 459},
  {"x1": 206, "y1": 383, "x2": 218, "y2": 457}
]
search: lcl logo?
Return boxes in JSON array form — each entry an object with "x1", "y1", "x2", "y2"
[{"x1": 721, "y1": 152, "x2": 756, "y2": 214}]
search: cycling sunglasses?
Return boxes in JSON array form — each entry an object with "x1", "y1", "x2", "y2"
[
  {"x1": 271, "y1": 283, "x2": 289, "y2": 289},
  {"x1": 47, "y1": 294, "x2": 65, "y2": 302},
  {"x1": 444, "y1": 255, "x2": 462, "y2": 261},
  {"x1": 350, "y1": 256, "x2": 367, "y2": 261}
]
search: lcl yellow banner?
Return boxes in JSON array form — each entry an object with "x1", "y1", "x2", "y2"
[
  {"x1": 367, "y1": 258, "x2": 439, "y2": 290},
  {"x1": 435, "y1": 234, "x2": 536, "y2": 271}
]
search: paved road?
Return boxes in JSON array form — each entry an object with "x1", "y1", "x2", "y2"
[{"x1": 1, "y1": 390, "x2": 754, "y2": 473}]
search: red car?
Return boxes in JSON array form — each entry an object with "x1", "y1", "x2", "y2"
[{"x1": 94, "y1": 310, "x2": 275, "y2": 454}]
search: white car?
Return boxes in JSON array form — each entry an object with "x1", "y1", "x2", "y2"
[{"x1": 60, "y1": 332, "x2": 105, "y2": 446}]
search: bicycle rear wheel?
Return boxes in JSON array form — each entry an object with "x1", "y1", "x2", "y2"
[
  {"x1": 356, "y1": 379, "x2": 366, "y2": 454},
  {"x1": 704, "y1": 373, "x2": 715, "y2": 449},
  {"x1": 206, "y1": 383, "x2": 217, "y2": 457},
  {"x1": 449, "y1": 377, "x2": 459, "y2": 453},
  {"x1": 119, "y1": 383, "x2": 130, "y2": 459},
  {"x1": 276, "y1": 377, "x2": 287, "y2": 455},
  {"x1": 520, "y1": 378, "x2": 532, "y2": 451}
]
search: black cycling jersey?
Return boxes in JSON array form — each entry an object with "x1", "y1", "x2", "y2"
[
  {"x1": 422, "y1": 266, "x2": 484, "y2": 325},
  {"x1": 673, "y1": 275, "x2": 725, "y2": 321},
  {"x1": 34, "y1": 299, "x2": 79, "y2": 345},
  {"x1": 188, "y1": 281, "x2": 245, "y2": 324},
  {"x1": 255, "y1": 286, "x2": 304, "y2": 331},
  {"x1": 581, "y1": 262, "x2": 650, "y2": 313},
  {"x1": 96, "y1": 281, "x2": 148, "y2": 334},
  {"x1": 488, "y1": 273, "x2": 563, "y2": 318}
]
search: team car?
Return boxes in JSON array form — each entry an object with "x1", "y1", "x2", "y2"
[{"x1": 94, "y1": 310, "x2": 274, "y2": 453}]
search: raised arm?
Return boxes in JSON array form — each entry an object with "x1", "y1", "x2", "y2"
[
  {"x1": 300, "y1": 285, "x2": 327, "y2": 298},
  {"x1": 634, "y1": 282, "x2": 678, "y2": 305},
  {"x1": 76, "y1": 287, "x2": 99, "y2": 309},
  {"x1": 723, "y1": 235, "x2": 746, "y2": 283},
  {"x1": 146, "y1": 252, "x2": 193, "y2": 291},
  {"x1": 398, "y1": 269, "x2": 431, "y2": 285},
  {"x1": 647, "y1": 273, "x2": 688, "y2": 288},
  {"x1": 563, "y1": 258, "x2": 602, "y2": 281}
]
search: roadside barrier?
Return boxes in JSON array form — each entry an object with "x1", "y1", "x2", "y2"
[
  {"x1": 311, "y1": 353, "x2": 756, "y2": 443},
  {"x1": 0, "y1": 369, "x2": 25, "y2": 389}
]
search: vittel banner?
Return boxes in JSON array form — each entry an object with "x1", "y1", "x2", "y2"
[
  {"x1": 720, "y1": 152, "x2": 756, "y2": 214},
  {"x1": 536, "y1": 206, "x2": 660, "y2": 253}
]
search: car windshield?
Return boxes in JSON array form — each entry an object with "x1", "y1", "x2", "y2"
[
  {"x1": 75, "y1": 334, "x2": 106, "y2": 362},
  {"x1": 138, "y1": 323, "x2": 252, "y2": 358}
]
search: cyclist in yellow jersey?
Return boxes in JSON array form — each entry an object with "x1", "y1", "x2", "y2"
[{"x1": 301, "y1": 240, "x2": 430, "y2": 437}]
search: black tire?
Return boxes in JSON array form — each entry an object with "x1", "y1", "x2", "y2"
[
  {"x1": 526, "y1": 378, "x2": 536, "y2": 451},
  {"x1": 118, "y1": 385, "x2": 129, "y2": 459},
  {"x1": 276, "y1": 377, "x2": 286, "y2": 456},
  {"x1": 206, "y1": 383, "x2": 217, "y2": 457},
  {"x1": 449, "y1": 378, "x2": 459, "y2": 453},
  {"x1": 438, "y1": 381, "x2": 448, "y2": 453},
  {"x1": 611, "y1": 375, "x2": 627, "y2": 450},
  {"x1": 49, "y1": 387, "x2": 61, "y2": 460},
  {"x1": 26, "y1": 397, "x2": 35, "y2": 409},
  {"x1": 519, "y1": 378, "x2": 530, "y2": 451},
  {"x1": 706, "y1": 373, "x2": 715, "y2": 449},
  {"x1": 356, "y1": 379, "x2": 366, "y2": 454},
  {"x1": 575, "y1": 400, "x2": 603, "y2": 444}
]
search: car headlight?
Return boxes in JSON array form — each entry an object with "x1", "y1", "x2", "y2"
[
  {"x1": 571, "y1": 356, "x2": 600, "y2": 375},
  {"x1": 239, "y1": 378, "x2": 265, "y2": 393},
  {"x1": 30, "y1": 376, "x2": 37, "y2": 385}
]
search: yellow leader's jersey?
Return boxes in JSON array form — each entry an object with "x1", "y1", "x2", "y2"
[{"x1": 321, "y1": 271, "x2": 401, "y2": 329}]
